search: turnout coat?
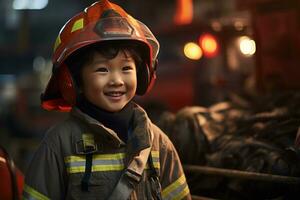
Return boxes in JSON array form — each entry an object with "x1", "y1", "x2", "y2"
[{"x1": 23, "y1": 104, "x2": 191, "y2": 200}]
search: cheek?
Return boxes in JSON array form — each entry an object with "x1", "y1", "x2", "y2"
[
  {"x1": 82, "y1": 75, "x2": 105, "y2": 94},
  {"x1": 129, "y1": 74, "x2": 137, "y2": 91}
]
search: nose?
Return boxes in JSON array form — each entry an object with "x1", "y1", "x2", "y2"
[{"x1": 108, "y1": 72, "x2": 124, "y2": 86}]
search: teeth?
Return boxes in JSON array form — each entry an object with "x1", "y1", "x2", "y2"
[{"x1": 106, "y1": 92, "x2": 123, "y2": 97}]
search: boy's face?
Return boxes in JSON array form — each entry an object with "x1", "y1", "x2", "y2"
[{"x1": 81, "y1": 50, "x2": 137, "y2": 112}]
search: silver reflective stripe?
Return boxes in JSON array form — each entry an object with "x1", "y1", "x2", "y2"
[
  {"x1": 65, "y1": 151, "x2": 160, "y2": 174},
  {"x1": 65, "y1": 153, "x2": 125, "y2": 173}
]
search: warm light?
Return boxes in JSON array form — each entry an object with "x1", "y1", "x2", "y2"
[
  {"x1": 13, "y1": 0, "x2": 48, "y2": 10},
  {"x1": 184, "y1": 42, "x2": 203, "y2": 60},
  {"x1": 199, "y1": 34, "x2": 218, "y2": 57},
  {"x1": 239, "y1": 36, "x2": 256, "y2": 56},
  {"x1": 174, "y1": 0, "x2": 193, "y2": 25}
]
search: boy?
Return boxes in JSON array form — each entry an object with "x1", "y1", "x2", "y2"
[{"x1": 23, "y1": 0, "x2": 191, "y2": 199}]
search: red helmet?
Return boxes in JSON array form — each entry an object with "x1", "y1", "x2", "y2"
[
  {"x1": 0, "y1": 146, "x2": 24, "y2": 200},
  {"x1": 41, "y1": 0, "x2": 160, "y2": 112}
]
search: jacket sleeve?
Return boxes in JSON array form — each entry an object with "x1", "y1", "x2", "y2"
[
  {"x1": 22, "y1": 140, "x2": 67, "y2": 200},
  {"x1": 159, "y1": 134, "x2": 192, "y2": 200}
]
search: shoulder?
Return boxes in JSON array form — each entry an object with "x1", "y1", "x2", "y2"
[
  {"x1": 151, "y1": 123, "x2": 175, "y2": 152},
  {"x1": 133, "y1": 103, "x2": 176, "y2": 151},
  {"x1": 133, "y1": 104, "x2": 174, "y2": 144},
  {"x1": 41, "y1": 116, "x2": 82, "y2": 153},
  {"x1": 46, "y1": 115, "x2": 79, "y2": 134}
]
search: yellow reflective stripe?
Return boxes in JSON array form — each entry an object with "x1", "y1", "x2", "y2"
[
  {"x1": 71, "y1": 18, "x2": 84, "y2": 33},
  {"x1": 65, "y1": 151, "x2": 160, "y2": 173},
  {"x1": 162, "y1": 175, "x2": 187, "y2": 199},
  {"x1": 23, "y1": 184, "x2": 50, "y2": 200},
  {"x1": 173, "y1": 186, "x2": 190, "y2": 200},
  {"x1": 65, "y1": 153, "x2": 125, "y2": 174},
  {"x1": 151, "y1": 150, "x2": 159, "y2": 158},
  {"x1": 93, "y1": 153, "x2": 125, "y2": 160},
  {"x1": 153, "y1": 162, "x2": 160, "y2": 169},
  {"x1": 151, "y1": 150, "x2": 160, "y2": 169},
  {"x1": 145, "y1": 161, "x2": 160, "y2": 169},
  {"x1": 67, "y1": 164, "x2": 125, "y2": 173},
  {"x1": 53, "y1": 35, "x2": 61, "y2": 51},
  {"x1": 65, "y1": 153, "x2": 126, "y2": 163},
  {"x1": 64, "y1": 155, "x2": 85, "y2": 163},
  {"x1": 92, "y1": 164, "x2": 124, "y2": 171},
  {"x1": 66, "y1": 166, "x2": 85, "y2": 173}
]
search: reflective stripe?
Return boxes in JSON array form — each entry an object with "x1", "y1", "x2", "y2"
[
  {"x1": 53, "y1": 35, "x2": 61, "y2": 51},
  {"x1": 23, "y1": 184, "x2": 50, "y2": 200},
  {"x1": 65, "y1": 151, "x2": 160, "y2": 174},
  {"x1": 94, "y1": 153, "x2": 125, "y2": 160},
  {"x1": 146, "y1": 150, "x2": 160, "y2": 169},
  {"x1": 151, "y1": 150, "x2": 159, "y2": 158},
  {"x1": 162, "y1": 175, "x2": 190, "y2": 200},
  {"x1": 71, "y1": 18, "x2": 84, "y2": 33},
  {"x1": 173, "y1": 186, "x2": 190, "y2": 200}
]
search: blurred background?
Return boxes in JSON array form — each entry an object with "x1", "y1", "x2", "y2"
[{"x1": 1, "y1": 0, "x2": 300, "y2": 199}]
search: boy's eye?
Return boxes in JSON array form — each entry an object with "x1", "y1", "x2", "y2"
[
  {"x1": 95, "y1": 67, "x2": 108, "y2": 73},
  {"x1": 123, "y1": 66, "x2": 133, "y2": 71}
]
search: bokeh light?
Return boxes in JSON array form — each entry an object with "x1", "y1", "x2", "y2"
[
  {"x1": 239, "y1": 36, "x2": 256, "y2": 56},
  {"x1": 184, "y1": 42, "x2": 203, "y2": 60}
]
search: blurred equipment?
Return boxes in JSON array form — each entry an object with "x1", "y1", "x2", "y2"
[
  {"x1": 157, "y1": 91, "x2": 300, "y2": 199},
  {"x1": 0, "y1": 145, "x2": 24, "y2": 200},
  {"x1": 237, "y1": 0, "x2": 300, "y2": 92}
]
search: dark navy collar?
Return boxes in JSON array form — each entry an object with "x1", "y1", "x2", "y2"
[{"x1": 76, "y1": 96, "x2": 134, "y2": 143}]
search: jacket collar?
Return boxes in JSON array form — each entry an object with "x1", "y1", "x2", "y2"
[{"x1": 70, "y1": 103, "x2": 153, "y2": 155}]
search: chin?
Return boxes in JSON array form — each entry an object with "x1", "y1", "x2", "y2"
[{"x1": 107, "y1": 105, "x2": 125, "y2": 112}]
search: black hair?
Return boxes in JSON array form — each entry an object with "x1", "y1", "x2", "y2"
[{"x1": 65, "y1": 40, "x2": 144, "y2": 87}]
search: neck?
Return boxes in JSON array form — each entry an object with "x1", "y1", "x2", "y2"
[{"x1": 77, "y1": 96, "x2": 134, "y2": 142}]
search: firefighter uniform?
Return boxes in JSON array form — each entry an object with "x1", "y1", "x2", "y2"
[
  {"x1": 24, "y1": 0, "x2": 191, "y2": 199},
  {"x1": 23, "y1": 104, "x2": 191, "y2": 200}
]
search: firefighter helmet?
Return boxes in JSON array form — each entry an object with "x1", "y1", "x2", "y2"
[
  {"x1": 0, "y1": 146, "x2": 24, "y2": 200},
  {"x1": 41, "y1": 0, "x2": 159, "y2": 112}
]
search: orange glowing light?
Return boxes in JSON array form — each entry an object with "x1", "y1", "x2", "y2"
[
  {"x1": 199, "y1": 34, "x2": 219, "y2": 57},
  {"x1": 174, "y1": 0, "x2": 193, "y2": 25}
]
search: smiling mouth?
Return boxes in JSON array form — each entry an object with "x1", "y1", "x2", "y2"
[{"x1": 104, "y1": 91, "x2": 125, "y2": 97}]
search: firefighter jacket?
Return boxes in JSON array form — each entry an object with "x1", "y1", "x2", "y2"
[{"x1": 23, "y1": 104, "x2": 191, "y2": 200}]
